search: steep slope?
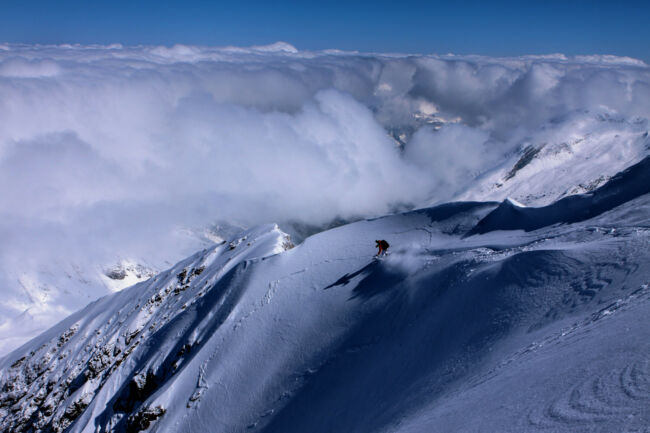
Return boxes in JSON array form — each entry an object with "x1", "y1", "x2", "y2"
[
  {"x1": 468, "y1": 155, "x2": 650, "y2": 234},
  {"x1": 0, "y1": 259, "x2": 155, "y2": 357},
  {"x1": 1, "y1": 169, "x2": 649, "y2": 432},
  {"x1": 0, "y1": 224, "x2": 294, "y2": 432},
  {"x1": 0, "y1": 228, "x2": 218, "y2": 357},
  {"x1": 454, "y1": 114, "x2": 649, "y2": 206}
]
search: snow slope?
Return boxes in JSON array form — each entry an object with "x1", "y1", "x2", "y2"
[
  {"x1": 453, "y1": 112, "x2": 650, "y2": 207},
  {"x1": 1, "y1": 160, "x2": 649, "y2": 432},
  {"x1": 469, "y1": 155, "x2": 650, "y2": 234}
]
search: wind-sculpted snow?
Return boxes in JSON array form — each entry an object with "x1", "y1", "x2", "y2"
[
  {"x1": 1, "y1": 43, "x2": 650, "y2": 355},
  {"x1": 1, "y1": 169, "x2": 649, "y2": 431}
]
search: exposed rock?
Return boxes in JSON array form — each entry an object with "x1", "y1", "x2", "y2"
[{"x1": 126, "y1": 406, "x2": 166, "y2": 433}]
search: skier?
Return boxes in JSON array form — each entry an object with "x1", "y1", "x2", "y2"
[{"x1": 375, "y1": 239, "x2": 389, "y2": 256}]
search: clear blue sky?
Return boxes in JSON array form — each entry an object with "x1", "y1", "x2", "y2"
[{"x1": 1, "y1": 0, "x2": 649, "y2": 62}]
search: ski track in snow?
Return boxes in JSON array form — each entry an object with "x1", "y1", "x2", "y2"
[
  {"x1": 529, "y1": 358, "x2": 650, "y2": 431},
  {"x1": 525, "y1": 286, "x2": 650, "y2": 432}
]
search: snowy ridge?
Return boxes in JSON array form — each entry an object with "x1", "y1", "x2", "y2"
[
  {"x1": 0, "y1": 224, "x2": 293, "y2": 432},
  {"x1": 468, "y1": 155, "x2": 650, "y2": 234},
  {"x1": 454, "y1": 115, "x2": 650, "y2": 207},
  {"x1": 1, "y1": 172, "x2": 649, "y2": 431}
]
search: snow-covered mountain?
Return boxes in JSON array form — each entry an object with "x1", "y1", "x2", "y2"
[
  {"x1": 2, "y1": 44, "x2": 650, "y2": 358},
  {"x1": 1, "y1": 157, "x2": 648, "y2": 432},
  {"x1": 0, "y1": 223, "x2": 234, "y2": 357},
  {"x1": 453, "y1": 110, "x2": 650, "y2": 206},
  {"x1": 0, "y1": 257, "x2": 158, "y2": 357}
]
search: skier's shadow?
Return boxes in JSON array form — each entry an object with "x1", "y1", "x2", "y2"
[{"x1": 324, "y1": 259, "x2": 404, "y2": 300}]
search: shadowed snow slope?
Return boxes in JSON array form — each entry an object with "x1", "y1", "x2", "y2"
[{"x1": 1, "y1": 178, "x2": 649, "y2": 432}]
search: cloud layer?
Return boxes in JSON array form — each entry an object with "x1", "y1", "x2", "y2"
[{"x1": 0, "y1": 44, "x2": 649, "y2": 352}]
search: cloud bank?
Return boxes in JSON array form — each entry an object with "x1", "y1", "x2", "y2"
[{"x1": 0, "y1": 43, "x2": 649, "y2": 352}]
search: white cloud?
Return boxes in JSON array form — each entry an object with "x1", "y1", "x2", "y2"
[
  {"x1": 0, "y1": 57, "x2": 61, "y2": 77},
  {"x1": 404, "y1": 124, "x2": 493, "y2": 199}
]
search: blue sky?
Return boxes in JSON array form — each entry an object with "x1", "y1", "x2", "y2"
[{"x1": 1, "y1": 0, "x2": 649, "y2": 61}]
